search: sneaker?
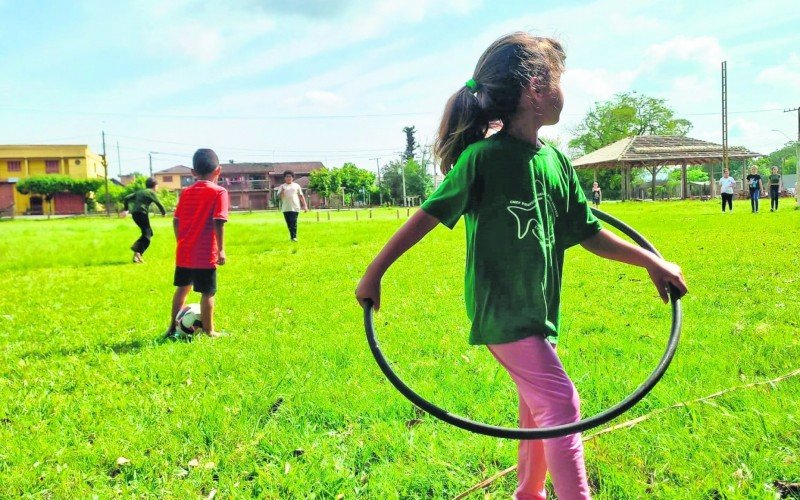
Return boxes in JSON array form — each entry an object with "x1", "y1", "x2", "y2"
[{"x1": 291, "y1": 237, "x2": 298, "y2": 242}]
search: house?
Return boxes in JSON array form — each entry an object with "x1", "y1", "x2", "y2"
[
  {"x1": 0, "y1": 145, "x2": 106, "y2": 215},
  {"x1": 157, "y1": 161, "x2": 325, "y2": 210},
  {"x1": 153, "y1": 165, "x2": 193, "y2": 190}
]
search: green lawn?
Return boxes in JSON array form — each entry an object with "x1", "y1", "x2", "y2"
[{"x1": 0, "y1": 202, "x2": 798, "y2": 498}]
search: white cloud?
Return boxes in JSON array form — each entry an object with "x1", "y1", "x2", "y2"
[
  {"x1": 293, "y1": 90, "x2": 346, "y2": 109},
  {"x1": 145, "y1": 22, "x2": 225, "y2": 64},
  {"x1": 644, "y1": 36, "x2": 725, "y2": 70},
  {"x1": 562, "y1": 68, "x2": 639, "y2": 102},
  {"x1": 755, "y1": 53, "x2": 800, "y2": 87}
]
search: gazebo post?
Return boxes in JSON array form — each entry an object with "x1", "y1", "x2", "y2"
[
  {"x1": 593, "y1": 168, "x2": 597, "y2": 183},
  {"x1": 625, "y1": 166, "x2": 632, "y2": 201},
  {"x1": 680, "y1": 163, "x2": 688, "y2": 200},
  {"x1": 650, "y1": 165, "x2": 662, "y2": 201},
  {"x1": 710, "y1": 163, "x2": 716, "y2": 198}
]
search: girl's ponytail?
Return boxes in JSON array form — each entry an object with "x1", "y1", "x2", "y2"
[{"x1": 434, "y1": 86, "x2": 489, "y2": 174}]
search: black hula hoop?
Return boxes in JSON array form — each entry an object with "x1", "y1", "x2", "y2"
[{"x1": 363, "y1": 208, "x2": 682, "y2": 440}]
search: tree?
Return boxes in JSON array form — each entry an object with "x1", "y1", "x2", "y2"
[
  {"x1": 307, "y1": 163, "x2": 375, "y2": 206},
  {"x1": 402, "y1": 126, "x2": 417, "y2": 162},
  {"x1": 308, "y1": 167, "x2": 338, "y2": 205},
  {"x1": 381, "y1": 158, "x2": 432, "y2": 204},
  {"x1": 569, "y1": 92, "x2": 693, "y2": 199},
  {"x1": 752, "y1": 143, "x2": 797, "y2": 175}
]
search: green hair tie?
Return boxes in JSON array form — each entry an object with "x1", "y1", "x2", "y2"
[{"x1": 465, "y1": 78, "x2": 479, "y2": 92}]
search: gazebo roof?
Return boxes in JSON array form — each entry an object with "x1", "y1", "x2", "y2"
[{"x1": 572, "y1": 135, "x2": 762, "y2": 169}]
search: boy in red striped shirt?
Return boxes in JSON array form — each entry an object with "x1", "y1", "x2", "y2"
[{"x1": 165, "y1": 148, "x2": 229, "y2": 338}]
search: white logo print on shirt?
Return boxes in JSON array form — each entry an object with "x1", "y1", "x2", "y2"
[
  {"x1": 506, "y1": 180, "x2": 558, "y2": 242},
  {"x1": 505, "y1": 178, "x2": 560, "y2": 319}
]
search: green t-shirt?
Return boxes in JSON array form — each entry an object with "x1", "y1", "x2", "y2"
[
  {"x1": 769, "y1": 174, "x2": 781, "y2": 186},
  {"x1": 123, "y1": 189, "x2": 165, "y2": 215},
  {"x1": 421, "y1": 132, "x2": 601, "y2": 345}
]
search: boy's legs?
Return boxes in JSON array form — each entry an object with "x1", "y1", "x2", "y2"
[
  {"x1": 488, "y1": 336, "x2": 590, "y2": 500},
  {"x1": 283, "y1": 211, "x2": 299, "y2": 239},
  {"x1": 191, "y1": 268, "x2": 219, "y2": 336},
  {"x1": 169, "y1": 285, "x2": 192, "y2": 334},
  {"x1": 200, "y1": 293, "x2": 215, "y2": 333},
  {"x1": 131, "y1": 212, "x2": 153, "y2": 255}
]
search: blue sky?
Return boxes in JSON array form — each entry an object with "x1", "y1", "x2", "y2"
[{"x1": 0, "y1": 0, "x2": 797, "y2": 176}]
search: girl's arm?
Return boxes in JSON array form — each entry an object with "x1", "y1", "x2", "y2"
[
  {"x1": 356, "y1": 210, "x2": 441, "y2": 310},
  {"x1": 580, "y1": 229, "x2": 687, "y2": 303}
]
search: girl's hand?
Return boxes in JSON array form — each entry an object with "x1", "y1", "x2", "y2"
[
  {"x1": 356, "y1": 272, "x2": 382, "y2": 311},
  {"x1": 646, "y1": 259, "x2": 688, "y2": 303}
]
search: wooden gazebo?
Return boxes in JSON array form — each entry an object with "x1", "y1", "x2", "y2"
[{"x1": 572, "y1": 135, "x2": 762, "y2": 200}]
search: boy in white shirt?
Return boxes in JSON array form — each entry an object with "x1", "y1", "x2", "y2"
[
  {"x1": 718, "y1": 168, "x2": 736, "y2": 212},
  {"x1": 276, "y1": 170, "x2": 308, "y2": 241}
]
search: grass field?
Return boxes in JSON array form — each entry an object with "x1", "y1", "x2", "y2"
[{"x1": 0, "y1": 202, "x2": 799, "y2": 498}]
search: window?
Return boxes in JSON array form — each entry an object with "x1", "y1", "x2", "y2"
[
  {"x1": 162, "y1": 176, "x2": 173, "y2": 183},
  {"x1": 7, "y1": 160, "x2": 21, "y2": 172},
  {"x1": 45, "y1": 160, "x2": 59, "y2": 173}
]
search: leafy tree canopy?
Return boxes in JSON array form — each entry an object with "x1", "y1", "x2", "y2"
[{"x1": 569, "y1": 92, "x2": 693, "y2": 157}]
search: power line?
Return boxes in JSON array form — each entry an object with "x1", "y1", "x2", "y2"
[
  {"x1": 1, "y1": 104, "x2": 787, "y2": 121},
  {"x1": 105, "y1": 132, "x2": 399, "y2": 154},
  {"x1": 0, "y1": 105, "x2": 435, "y2": 121}
]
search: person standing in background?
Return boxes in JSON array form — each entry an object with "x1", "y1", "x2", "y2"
[
  {"x1": 718, "y1": 168, "x2": 736, "y2": 213},
  {"x1": 768, "y1": 166, "x2": 782, "y2": 212},
  {"x1": 276, "y1": 170, "x2": 308, "y2": 242},
  {"x1": 746, "y1": 166, "x2": 764, "y2": 213}
]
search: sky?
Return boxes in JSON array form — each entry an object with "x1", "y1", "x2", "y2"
[{"x1": 0, "y1": 0, "x2": 797, "y2": 177}]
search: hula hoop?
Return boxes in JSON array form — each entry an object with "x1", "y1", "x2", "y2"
[{"x1": 363, "y1": 208, "x2": 682, "y2": 440}]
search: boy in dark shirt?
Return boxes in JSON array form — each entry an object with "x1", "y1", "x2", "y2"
[
  {"x1": 165, "y1": 149, "x2": 229, "y2": 339},
  {"x1": 121, "y1": 177, "x2": 166, "y2": 263}
]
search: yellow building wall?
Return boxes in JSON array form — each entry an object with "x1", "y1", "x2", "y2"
[
  {"x1": 154, "y1": 173, "x2": 187, "y2": 191},
  {"x1": 0, "y1": 145, "x2": 106, "y2": 215}
]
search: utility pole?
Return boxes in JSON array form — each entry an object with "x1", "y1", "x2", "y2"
[
  {"x1": 781, "y1": 107, "x2": 800, "y2": 208},
  {"x1": 102, "y1": 131, "x2": 110, "y2": 217},
  {"x1": 370, "y1": 157, "x2": 382, "y2": 205},
  {"x1": 721, "y1": 62, "x2": 729, "y2": 171},
  {"x1": 401, "y1": 160, "x2": 407, "y2": 207},
  {"x1": 148, "y1": 152, "x2": 153, "y2": 177},
  {"x1": 394, "y1": 151, "x2": 407, "y2": 206},
  {"x1": 116, "y1": 141, "x2": 122, "y2": 178}
]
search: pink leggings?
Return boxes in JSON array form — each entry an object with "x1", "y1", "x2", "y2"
[{"x1": 488, "y1": 335, "x2": 591, "y2": 500}]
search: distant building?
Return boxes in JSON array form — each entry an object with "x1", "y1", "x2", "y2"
[
  {"x1": 156, "y1": 161, "x2": 325, "y2": 210},
  {"x1": 153, "y1": 165, "x2": 193, "y2": 190},
  {"x1": 0, "y1": 144, "x2": 106, "y2": 215}
]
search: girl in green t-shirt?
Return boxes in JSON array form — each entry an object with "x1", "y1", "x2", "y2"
[
  {"x1": 768, "y1": 166, "x2": 782, "y2": 211},
  {"x1": 356, "y1": 32, "x2": 688, "y2": 499}
]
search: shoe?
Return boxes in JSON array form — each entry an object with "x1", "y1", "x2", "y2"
[
  {"x1": 203, "y1": 330, "x2": 226, "y2": 338},
  {"x1": 291, "y1": 238, "x2": 298, "y2": 242},
  {"x1": 133, "y1": 252, "x2": 143, "y2": 263}
]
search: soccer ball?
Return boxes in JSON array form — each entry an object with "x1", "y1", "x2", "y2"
[{"x1": 176, "y1": 303, "x2": 203, "y2": 335}]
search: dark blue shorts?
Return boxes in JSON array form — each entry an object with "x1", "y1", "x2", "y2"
[{"x1": 173, "y1": 267, "x2": 217, "y2": 295}]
